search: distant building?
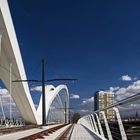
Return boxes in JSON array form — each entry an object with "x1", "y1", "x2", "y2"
[{"x1": 94, "y1": 90, "x2": 115, "y2": 121}]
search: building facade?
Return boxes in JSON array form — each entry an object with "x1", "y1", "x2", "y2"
[{"x1": 94, "y1": 90, "x2": 115, "y2": 121}]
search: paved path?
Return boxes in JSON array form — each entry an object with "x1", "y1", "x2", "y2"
[{"x1": 70, "y1": 124, "x2": 102, "y2": 140}]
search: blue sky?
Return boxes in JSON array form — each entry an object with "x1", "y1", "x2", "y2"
[{"x1": 4, "y1": 0, "x2": 140, "y2": 114}]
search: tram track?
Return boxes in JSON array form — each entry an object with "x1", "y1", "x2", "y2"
[
  {"x1": 18, "y1": 124, "x2": 68, "y2": 140},
  {"x1": 56, "y1": 124, "x2": 74, "y2": 140}
]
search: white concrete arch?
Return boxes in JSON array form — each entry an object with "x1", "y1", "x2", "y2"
[
  {"x1": 0, "y1": 0, "x2": 69, "y2": 125},
  {"x1": 37, "y1": 85, "x2": 69, "y2": 124},
  {"x1": 0, "y1": 0, "x2": 39, "y2": 124}
]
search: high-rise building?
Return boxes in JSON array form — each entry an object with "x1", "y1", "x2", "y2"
[{"x1": 94, "y1": 90, "x2": 115, "y2": 121}]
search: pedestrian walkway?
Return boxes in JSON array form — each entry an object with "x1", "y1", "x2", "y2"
[{"x1": 70, "y1": 124, "x2": 102, "y2": 140}]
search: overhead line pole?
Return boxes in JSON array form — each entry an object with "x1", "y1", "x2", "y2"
[
  {"x1": 42, "y1": 59, "x2": 46, "y2": 126},
  {"x1": 13, "y1": 59, "x2": 77, "y2": 126}
]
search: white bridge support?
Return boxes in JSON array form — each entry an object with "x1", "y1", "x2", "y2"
[
  {"x1": 94, "y1": 113, "x2": 105, "y2": 138},
  {"x1": 89, "y1": 115, "x2": 95, "y2": 131},
  {"x1": 91, "y1": 114, "x2": 99, "y2": 134},
  {"x1": 113, "y1": 107, "x2": 127, "y2": 140},
  {"x1": 78, "y1": 115, "x2": 107, "y2": 140},
  {"x1": 0, "y1": 0, "x2": 70, "y2": 125},
  {"x1": 86, "y1": 115, "x2": 94, "y2": 131},
  {"x1": 100, "y1": 111, "x2": 113, "y2": 140}
]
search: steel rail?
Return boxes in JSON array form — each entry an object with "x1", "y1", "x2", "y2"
[
  {"x1": 18, "y1": 124, "x2": 68, "y2": 140},
  {"x1": 57, "y1": 124, "x2": 74, "y2": 140}
]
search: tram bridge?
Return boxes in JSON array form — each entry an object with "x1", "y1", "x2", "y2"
[{"x1": 0, "y1": 0, "x2": 140, "y2": 139}]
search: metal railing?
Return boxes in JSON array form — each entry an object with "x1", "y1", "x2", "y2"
[{"x1": 78, "y1": 93, "x2": 140, "y2": 140}]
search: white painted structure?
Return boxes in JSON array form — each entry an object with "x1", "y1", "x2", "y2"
[
  {"x1": 91, "y1": 114, "x2": 99, "y2": 134},
  {"x1": 100, "y1": 111, "x2": 113, "y2": 140},
  {"x1": 78, "y1": 116, "x2": 107, "y2": 140},
  {"x1": 94, "y1": 113, "x2": 105, "y2": 138},
  {"x1": 113, "y1": 107, "x2": 127, "y2": 140},
  {"x1": 37, "y1": 85, "x2": 69, "y2": 124},
  {"x1": 0, "y1": 0, "x2": 69, "y2": 125},
  {"x1": 78, "y1": 109, "x2": 128, "y2": 139}
]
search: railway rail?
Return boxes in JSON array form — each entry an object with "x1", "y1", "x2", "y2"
[
  {"x1": 18, "y1": 124, "x2": 68, "y2": 140},
  {"x1": 57, "y1": 124, "x2": 74, "y2": 140}
]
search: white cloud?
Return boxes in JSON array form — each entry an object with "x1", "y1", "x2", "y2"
[
  {"x1": 70, "y1": 94, "x2": 80, "y2": 99},
  {"x1": 109, "y1": 87, "x2": 120, "y2": 92},
  {"x1": 106, "y1": 80, "x2": 140, "y2": 113},
  {"x1": 30, "y1": 85, "x2": 54, "y2": 92},
  {"x1": 82, "y1": 97, "x2": 94, "y2": 105},
  {"x1": 30, "y1": 86, "x2": 42, "y2": 92},
  {"x1": 121, "y1": 75, "x2": 132, "y2": 81},
  {"x1": 115, "y1": 80, "x2": 140, "y2": 101}
]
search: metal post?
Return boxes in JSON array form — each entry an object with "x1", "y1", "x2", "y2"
[
  {"x1": 113, "y1": 107, "x2": 127, "y2": 140},
  {"x1": 101, "y1": 111, "x2": 113, "y2": 140},
  {"x1": 89, "y1": 115, "x2": 95, "y2": 131},
  {"x1": 91, "y1": 114, "x2": 99, "y2": 134},
  {"x1": 42, "y1": 59, "x2": 46, "y2": 126},
  {"x1": 94, "y1": 113, "x2": 105, "y2": 137},
  {"x1": 69, "y1": 108, "x2": 70, "y2": 123},
  {"x1": 64, "y1": 101, "x2": 67, "y2": 123}
]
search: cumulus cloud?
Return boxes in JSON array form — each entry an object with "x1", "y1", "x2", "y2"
[
  {"x1": 82, "y1": 97, "x2": 94, "y2": 105},
  {"x1": 115, "y1": 80, "x2": 140, "y2": 101},
  {"x1": 30, "y1": 86, "x2": 42, "y2": 92},
  {"x1": 104, "y1": 80, "x2": 140, "y2": 113},
  {"x1": 91, "y1": 79, "x2": 140, "y2": 115},
  {"x1": 70, "y1": 94, "x2": 80, "y2": 99},
  {"x1": 30, "y1": 85, "x2": 54, "y2": 92},
  {"x1": 109, "y1": 87, "x2": 120, "y2": 92},
  {"x1": 121, "y1": 75, "x2": 132, "y2": 81}
]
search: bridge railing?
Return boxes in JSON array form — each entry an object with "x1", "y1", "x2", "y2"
[{"x1": 78, "y1": 93, "x2": 140, "y2": 140}]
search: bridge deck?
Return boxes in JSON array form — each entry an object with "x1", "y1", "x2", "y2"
[
  {"x1": 70, "y1": 124, "x2": 102, "y2": 140},
  {"x1": 0, "y1": 124, "x2": 103, "y2": 140}
]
